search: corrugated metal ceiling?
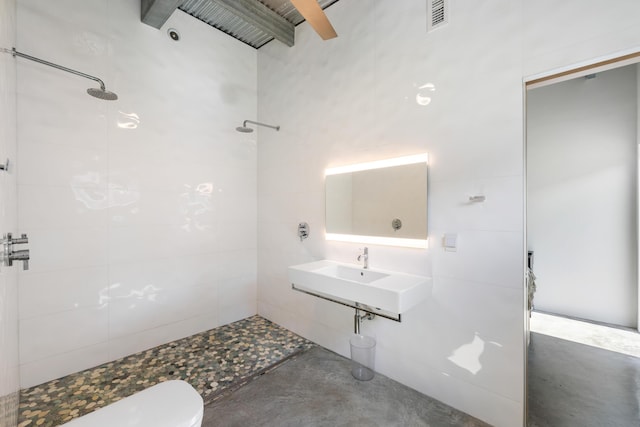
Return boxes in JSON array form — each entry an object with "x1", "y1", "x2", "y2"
[{"x1": 179, "y1": 0, "x2": 339, "y2": 49}]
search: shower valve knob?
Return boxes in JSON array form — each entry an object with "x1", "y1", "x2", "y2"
[
  {"x1": 13, "y1": 234, "x2": 28, "y2": 244},
  {"x1": 1, "y1": 232, "x2": 30, "y2": 270},
  {"x1": 298, "y1": 222, "x2": 310, "y2": 241}
]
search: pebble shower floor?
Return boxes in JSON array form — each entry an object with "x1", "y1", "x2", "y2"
[{"x1": 18, "y1": 316, "x2": 314, "y2": 426}]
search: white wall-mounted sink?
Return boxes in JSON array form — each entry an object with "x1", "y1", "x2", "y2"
[{"x1": 288, "y1": 260, "x2": 431, "y2": 315}]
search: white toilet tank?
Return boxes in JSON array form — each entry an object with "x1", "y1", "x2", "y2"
[{"x1": 61, "y1": 380, "x2": 204, "y2": 427}]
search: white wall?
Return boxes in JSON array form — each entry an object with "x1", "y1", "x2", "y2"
[
  {"x1": 16, "y1": 0, "x2": 258, "y2": 388},
  {"x1": 0, "y1": 0, "x2": 20, "y2": 424},
  {"x1": 257, "y1": 1, "x2": 525, "y2": 426},
  {"x1": 527, "y1": 65, "x2": 638, "y2": 327},
  {"x1": 257, "y1": 1, "x2": 640, "y2": 426}
]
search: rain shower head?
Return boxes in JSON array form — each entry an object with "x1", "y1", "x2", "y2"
[
  {"x1": 87, "y1": 87, "x2": 118, "y2": 101},
  {"x1": 6, "y1": 47, "x2": 118, "y2": 101},
  {"x1": 236, "y1": 120, "x2": 280, "y2": 133},
  {"x1": 235, "y1": 125, "x2": 254, "y2": 133}
]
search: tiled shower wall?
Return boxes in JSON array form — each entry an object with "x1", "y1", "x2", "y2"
[
  {"x1": 256, "y1": 1, "x2": 640, "y2": 426},
  {"x1": 0, "y1": 0, "x2": 19, "y2": 425},
  {"x1": 16, "y1": 0, "x2": 257, "y2": 388}
]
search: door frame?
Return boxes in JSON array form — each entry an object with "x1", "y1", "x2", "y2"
[{"x1": 522, "y1": 48, "x2": 640, "y2": 426}]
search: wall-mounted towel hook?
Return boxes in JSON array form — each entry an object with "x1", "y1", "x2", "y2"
[
  {"x1": 0, "y1": 158, "x2": 8, "y2": 172},
  {"x1": 468, "y1": 195, "x2": 485, "y2": 203}
]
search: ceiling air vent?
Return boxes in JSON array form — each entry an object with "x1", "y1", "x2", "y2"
[{"x1": 427, "y1": 0, "x2": 448, "y2": 32}]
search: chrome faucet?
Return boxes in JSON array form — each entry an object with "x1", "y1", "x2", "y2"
[{"x1": 357, "y1": 247, "x2": 369, "y2": 269}]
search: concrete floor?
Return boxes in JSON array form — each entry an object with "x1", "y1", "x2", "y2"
[
  {"x1": 203, "y1": 346, "x2": 489, "y2": 427},
  {"x1": 527, "y1": 331, "x2": 640, "y2": 426},
  {"x1": 530, "y1": 311, "x2": 640, "y2": 358}
]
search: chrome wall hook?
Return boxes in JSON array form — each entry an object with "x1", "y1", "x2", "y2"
[{"x1": 0, "y1": 158, "x2": 9, "y2": 172}]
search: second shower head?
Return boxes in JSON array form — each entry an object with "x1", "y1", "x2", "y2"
[
  {"x1": 236, "y1": 120, "x2": 280, "y2": 133},
  {"x1": 235, "y1": 125, "x2": 254, "y2": 133}
]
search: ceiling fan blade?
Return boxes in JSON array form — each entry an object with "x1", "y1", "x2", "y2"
[{"x1": 290, "y1": 0, "x2": 338, "y2": 40}]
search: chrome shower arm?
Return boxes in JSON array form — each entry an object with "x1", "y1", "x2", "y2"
[
  {"x1": 1, "y1": 46, "x2": 117, "y2": 100},
  {"x1": 10, "y1": 48, "x2": 106, "y2": 91},
  {"x1": 243, "y1": 120, "x2": 280, "y2": 131}
]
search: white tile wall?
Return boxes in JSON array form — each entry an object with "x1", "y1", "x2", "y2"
[
  {"x1": 19, "y1": 306, "x2": 109, "y2": 364},
  {"x1": 18, "y1": 266, "x2": 107, "y2": 319},
  {"x1": 523, "y1": 0, "x2": 640, "y2": 77},
  {"x1": 0, "y1": 0, "x2": 20, "y2": 425},
  {"x1": 257, "y1": 1, "x2": 640, "y2": 426},
  {"x1": 16, "y1": 0, "x2": 257, "y2": 388},
  {"x1": 19, "y1": 342, "x2": 111, "y2": 392}
]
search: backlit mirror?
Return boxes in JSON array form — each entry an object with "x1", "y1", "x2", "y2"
[{"x1": 325, "y1": 154, "x2": 428, "y2": 248}]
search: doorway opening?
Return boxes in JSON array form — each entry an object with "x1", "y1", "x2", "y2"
[
  {"x1": 527, "y1": 60, "x2": 639, "y2": 329},
  {"x1": 524, "y1": 51, "x2": 640, "y2": 427}
]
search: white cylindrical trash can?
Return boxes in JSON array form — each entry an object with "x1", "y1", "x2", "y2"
[{"x1": 350, "y1": 334, "x2": 376, "y2": 381}]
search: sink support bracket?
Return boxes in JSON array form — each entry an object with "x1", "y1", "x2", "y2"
[{"x1": 291, "y1": 283, "x2": 402, "y2": 324}]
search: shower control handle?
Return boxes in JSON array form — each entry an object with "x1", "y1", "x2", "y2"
[
  {"x1": 2, "y1": 232, "x2": 30, "y2": 270},
  {"x1": 13, "y1": 234, "x2": 28, "y2": 245},
  {"x1": 9, "y1": 250, "x2": 29, "y2": 270}
]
